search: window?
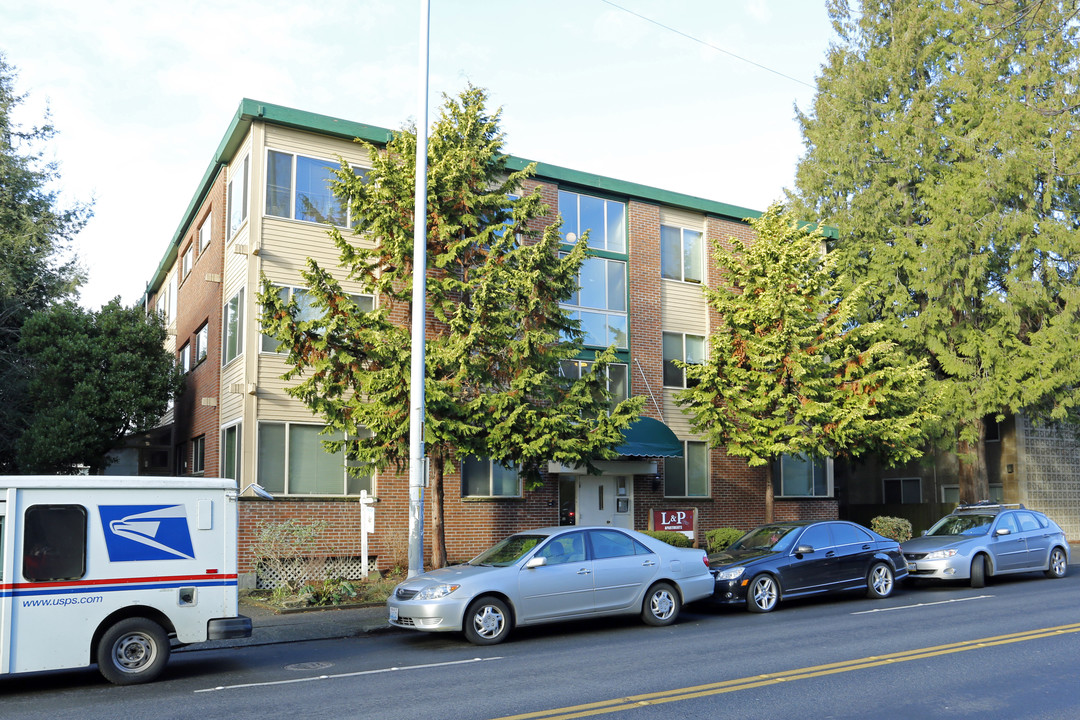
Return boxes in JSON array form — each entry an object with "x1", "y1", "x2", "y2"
[
  {"x1": 589, "y1": 529, "x2": 652, "y2": 559},
  {"x1": 831, "y1": 523, "x2": 872, "y2": 546},
  {"x1": 179, "y1": 343, "x2": 191, "y2": 373},
  {"x1": 257, "y1": 422, "x2": 372, "y2": 495},
  {"x1": 883, "y1": 477, "x2": 921, "y2": 504},
  {"x1": 665, "y1": 441, "x2": 708, "y2": 497},
  {"x1": 661, "y1": 225, "x2": 704, "y2": 283},
  {"x1": 221, "y1": 423, "x2": 241, "y2": 480},
  {"x1": 559, "y1": 190, "x2": 626, "y2": 253},
  {"x1": 228, "y1": 155, "x2": 249, "y2": 239},
  {"x1": 156, "y1": 282, "x2": 171, "y2": 323},
  {"x1": 195, "y1": 323, "x2": 208, "y2": 363},
  {"x1": 223, "y1": 289, "x2": 244, "y2": 365},
  {"x1": 192, "y1": 436, "x2": 205, "y2": 474},
  {"x1": 663, "y1": 332, "x2": 705, "y2": 388},
  {"x1": 461, "y1": 456, "x2": 520, "y2": 497},
  {"x1": 261, "y1": 286, "x2": 374, "y2": 352},
  {"x1": 984, "y1": 416, "x2": 1001, "y2": 442},
  {"x1": 798, "y1": 524, "x2": 833, "y2": 551},
  {"x1": 22, "y1": 505, "x2": 87, "y2": 582},
  {"x1": 562, "y1": 255, "x2": 628, "y2": 348},
  {"x1": 266, "y1": 149, "x2": 352, "y2": 226},
  {"x1": 181, "y1": 246, "x2": 193, "y2": 278},
  {"x1": 775, "y1": 454, "x2": 830, "y2": 497},
  {"x1": 559, "y1": 360, "x2": 628, "y2": 412},
  {"x1": 941, "y1": 484, "x2": 1004, "y2": 503},
  {"x1": 198, "y1": 213, "x2": 212, "y2": 253}
]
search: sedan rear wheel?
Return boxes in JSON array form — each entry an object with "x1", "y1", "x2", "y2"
[
  {"x1": 641, "y1": 582, "x2": 681, "y2": 626},
  {"x1": 1045, "y1": 547, "x2": 1068, "y2": 579},
  {"x1": 747, "y1": 574, "x2": 779, "y2": 613},
  {"x1": 866, "y1": 562, "x2": 895, "y2": 599},
  {"x1": 463, "y1": 596, "x2": 511, "y2": 645}
]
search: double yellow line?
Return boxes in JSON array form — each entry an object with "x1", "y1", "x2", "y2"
[{"x1": 494, "y1": 622, "x2": 1080, "y2": 720}]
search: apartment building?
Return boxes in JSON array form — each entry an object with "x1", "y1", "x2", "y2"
[{"x1": 142, "y1": 100, "x2": 838, "y2": 584}]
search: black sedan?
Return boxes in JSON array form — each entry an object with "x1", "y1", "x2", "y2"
[{"x1": 708, "y1": 521, "x2": 908, "y2": 612}]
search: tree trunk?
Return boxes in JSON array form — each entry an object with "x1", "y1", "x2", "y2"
[
  {"x1": 764, "y1": 462, "x2": 775, "y2": 523},
  {"x1": 430, "y1": 452, "x2": 447, "y2": 569},
  {"x1": 957, "y1": 417, "x2": 990, "y2": 505}
]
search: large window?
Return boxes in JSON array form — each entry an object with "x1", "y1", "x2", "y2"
[
  {"x1": 181, "y1": 246, "x2": 193, "y2": 279},
  {"x1": 562, "y1": 255, "x2": 628, "y2": 348},
  {"x1": 195, "y1": 323, "x2": 208, "y2": 364},
  {"x1": 198, "y1": 212, "x2": 212, "y2": 253},
  {"x1": 663, "y1": 332, "x2": 705, "y2": 388},
  {"x1": 228, "y1": 155, "x2": 249, "y2": 239},
  {"x1": 179, "y1": 343, "x2": 191, "y2": 373},
  {"x1": 261, "y1": 286, "x2": 374, "y2": 352},
  {"x1": 883, "y1": 477, "x2": 920, "y2": 504},
  {"x1": 192, "y1": 436, "x2": 205, "y2": 474},
  {"x1": 221, "y1": 423, "x2": 241, "y2": 480},
  {"x1": 661, "y1": 225, "x2": 704, "y2": 283},
  {"x1": 665, "y1": 441, "x2": 708, "y2": 497},
  {"x1": 461, "y1": 457, "x2": 520, "y2": 497},
  {"x1": 22, "y1": 505, "x2": 87, "y2": 582},
  {"x1": 774, "y1": 454, "x2": 830, "y2": 497},
  {"x1": 559, "y1": 359, "x2": 628, "y2": 412},
  {"x1": 559, "y1": 190, "x2": 626, "y2": 253},
  {"x1": 257, "y1": 422, "x2": 372, "y2": 495},
  {"x1": 223, "y1": 289, "x2": 244, "y2": 365},
  {"x1": 266, "y1": 150, "x2": 360, "y2": 227}
]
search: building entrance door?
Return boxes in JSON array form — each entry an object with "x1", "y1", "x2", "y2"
[{"x1": 572, "y1": 476, "x2": 633, "y2": 529}]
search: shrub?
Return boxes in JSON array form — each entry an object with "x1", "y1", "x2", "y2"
[
  {"x1": 252, "y1": 518, "x2": 329, "y2": 595},
  {"x1": 705, "y1": 527, "x2": 744, "y2": 553},
  {"x1": 642, "y1": 530, "x2": 693, "y2": 547},
  {"x1": 871, "y1": 515, "x2": 912, "y2": 543}
]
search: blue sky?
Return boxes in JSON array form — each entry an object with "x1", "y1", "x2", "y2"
[{"x1": 2, "y1": 1, "x2": 835, "y2": 309}]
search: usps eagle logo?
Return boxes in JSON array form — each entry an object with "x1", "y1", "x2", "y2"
[{"x1": 99, "y1": 505, "x2": 196, "y2": 562}]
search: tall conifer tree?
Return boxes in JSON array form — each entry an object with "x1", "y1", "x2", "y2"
[
  {"x1": 790, "y1": 0, "x2": 1080, "y2": 502},
  {"x1": 261, "y1": 87, "x2": 642, "y2": 567}
]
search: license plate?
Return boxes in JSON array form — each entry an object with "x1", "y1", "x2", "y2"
[
  {"x1": 389, "y1": 606, "x2": 399, "y2": 621},
  {"x1": 906, "y1": 562, "x2": 917, "y2": 572}
]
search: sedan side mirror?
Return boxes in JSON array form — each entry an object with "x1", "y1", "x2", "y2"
[
  {"x1": 995, "y1": 528, "x2": 1011, "y2": 537},
  {"x1": 525, "y1": 556, "x2": 547, "y2": 569},
  {"x1": 795, "y1": 545, "x2": 815, "y2": 555}
]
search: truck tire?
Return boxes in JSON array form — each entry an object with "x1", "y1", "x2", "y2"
[{"x1": 96, "y1": 618, "x2": 171, "y2": 685}]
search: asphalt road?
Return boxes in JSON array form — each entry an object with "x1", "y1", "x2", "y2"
[{"x1": 3, "y1": 567, "x2": 1079, "y2": 720}]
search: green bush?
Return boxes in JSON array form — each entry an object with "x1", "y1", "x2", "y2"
[
  {"x1": 705, "y1": 527, "x2": 744, "y2": 553},
  {"x1": 642, "y1": 530, "x2": 693, "y2": 547},
  {"x1": 870, "y1": 515, "x2": 913, "y2": 543}
]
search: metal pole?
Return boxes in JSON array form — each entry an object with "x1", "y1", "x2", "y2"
[{"x1": 407, "y1": 0, "x2": 430, "y2": 579}]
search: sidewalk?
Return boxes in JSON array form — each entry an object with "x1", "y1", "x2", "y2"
[{"x1": 179, "y1": 598, "x2": 392, "y2": 652}]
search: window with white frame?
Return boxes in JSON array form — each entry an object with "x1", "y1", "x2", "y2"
[
  {"x1": 461, "y1": 457, "x2": 520, "y2": 497},
  {"x1": 941, "y1": 484, "x2": 1004, "y2": 504},
  {"x1": 561, "y1": 255, "x2": 628, "y2": 348},
  {"x1": 156, "y1": 283, "x2": 170, "y2": 323},
  {"x1": 257, "y1": 422, "x2": 372, "y2": 495},
  {"x1": 558, "y1": 190, "x2": 626, "y2": 253},
  {"x1": 194, "y1": 323, "x2": 208, "y2": 364},
  {"x1": 221, "y1": 423, "x2": 241, "y2": 481},
  {"x1": 179, "y1": 343, "x2": 191, "y2": 373},
  {"x1": 660, "y1": 225, "x2": 704, "y2": 283},
  {"x1": 192, "y1": 436, "x2": 205, "y2": 474},
  {"x1": 663, "y1": 332, "x2": 705, "y2": 388},
  {"x1": 265, "y1": 149, "x2": 362, "y2": 227},
  {"x1": 223, "y1": 289, "x2": 243, "y2": 365},
  {"x1": 559, "y1": 359, "x2": 628, "y2": 411},
  {"x1": 883, "y1": 477, "x2": 921, "y2": 504},
  {"x1": 228, "y1": 155, "x2": 249, "y2": 239},
  {"x1": 261, "y1": 286, "x2": 374, "y2": 352},
  {"x1": 774, "y1": 454, "x2": 831, "y2": 497},
  {"x1": 665, "y1": 441, "x2": 708, "y2": 497},
  {"x1": 198, "y1": 212, "x2": 212, "y2": 253},
  {"x1": 181, "y1": 246, "x2": 193, "y2": 279}
]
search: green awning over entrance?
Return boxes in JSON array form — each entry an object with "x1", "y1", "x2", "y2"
[{"x1": 615, "y1": 417, "x2": 683, "y2": 458}]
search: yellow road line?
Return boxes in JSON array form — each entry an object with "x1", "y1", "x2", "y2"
[{"x1": 493, "y1": 622, "x2": 1080, "y2": 720}]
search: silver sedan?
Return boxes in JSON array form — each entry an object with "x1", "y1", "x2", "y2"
[{"x1": 387, "y1": 526, "x2": 715, "y2": 645}]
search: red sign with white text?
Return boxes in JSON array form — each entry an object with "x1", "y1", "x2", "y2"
[{"x1": 651, "y1": 508, "x2": 695, "y2": 533}]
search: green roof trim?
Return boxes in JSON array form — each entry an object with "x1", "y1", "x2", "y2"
[
  {"x1": 615, "y1": 416, "x2": 684, "y2": 459},
  {"x1": 144, "y1": 99, "x2": 837, "y2": 301}
]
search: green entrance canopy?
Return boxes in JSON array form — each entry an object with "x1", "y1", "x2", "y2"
[{"x1": 615, "y1": 417, "x2": 683, "y2": 458}]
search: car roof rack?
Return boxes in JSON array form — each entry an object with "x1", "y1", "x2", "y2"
[{"x1": 955, "y1": 501, "x2": 1024, "y2": 511}]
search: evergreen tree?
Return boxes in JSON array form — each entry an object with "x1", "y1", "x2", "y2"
[
  {"x1": 789, "y1": 0, "x2": 1080, "y2": 502},
  {"x1": 0, "y1": 53, "x2": 90, "y2": 472},
  {"x1": 17, "y1": 299, "x2": 184, "y2": 473},
  {"x1": 676, "y1": 205, "x2": 934, "y2": 522},
  {"x1": 260, "y1": 86, "x2": 643, "y2": 567}
]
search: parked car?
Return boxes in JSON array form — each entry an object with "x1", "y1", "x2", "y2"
[
  {"x1": 708, "y1": 521, "x2": 907, "y2": 613},
  {"x1": 901, "y1": 503, "x2": 1070, "y2": 588},
  {"x1": 387, "y1": 526, "x2": 714, "y2": 645}
]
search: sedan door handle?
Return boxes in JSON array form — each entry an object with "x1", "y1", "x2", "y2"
[
  {"x1": 826, "y1": 551, "x2": 836, "y2": 558},
  {"x1": 576, "y1": 568, "x2": 591, "y2": 575},
  {"x1": 641, "y1": 560, "x2": 656, "y2": 567}
]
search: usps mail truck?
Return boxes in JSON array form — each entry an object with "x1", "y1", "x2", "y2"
[{"x1": 0, "y1": 476, "x2": 251, "y2": 684}]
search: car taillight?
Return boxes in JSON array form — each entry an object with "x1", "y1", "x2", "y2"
[{"x1": 702, "y1": 553, "x2": 710, "y2": 569}]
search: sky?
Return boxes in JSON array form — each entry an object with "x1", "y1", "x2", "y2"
[{"x1": 1, "y1": 0, "x2": 836, "y2": 310}]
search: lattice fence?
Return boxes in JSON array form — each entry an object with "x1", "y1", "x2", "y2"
[{"x1": 255, "y1": 556, "x2": 378, "y2": 590}]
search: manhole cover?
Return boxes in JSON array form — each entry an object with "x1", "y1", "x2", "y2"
[{"x1": 285, "y1": 661, "x2": 335, "y2": 671}]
